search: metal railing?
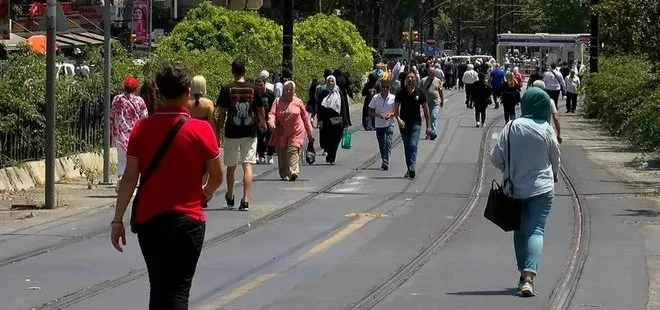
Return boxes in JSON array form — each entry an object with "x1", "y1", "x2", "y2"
[{"x1": 0, "y1": 99, "x2": 105, "y2": 168}]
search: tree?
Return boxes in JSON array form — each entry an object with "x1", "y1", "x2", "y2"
[{"x1": 598, "y1": 0, "x2": 660, "y2": 66}]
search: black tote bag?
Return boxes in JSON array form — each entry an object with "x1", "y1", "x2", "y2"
[{"x1": 484, "y1": 123, "x2": 522, "y2": 232}]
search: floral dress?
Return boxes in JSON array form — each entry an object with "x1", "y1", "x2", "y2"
[{"x1": 111, "y1": 93, "x2": 148, "y2": 151}]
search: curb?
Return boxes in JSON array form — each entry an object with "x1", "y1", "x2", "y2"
[{"x1": 0, "y1": 148, "x2": 118, "y2": 192}]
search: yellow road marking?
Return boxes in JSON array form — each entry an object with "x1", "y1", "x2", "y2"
[
  {"x1": 198, "y1": 212, "x2": 386, "y2": 309},
  {"x1": 198, "y1": 273, "x2": 278, "y2": 310},
  {"x1": 295, "y1": 213, "x2": 384, "y2": 263}
]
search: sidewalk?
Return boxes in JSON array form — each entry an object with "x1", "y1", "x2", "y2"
[{"x1": 558, "y1": 112, "x2": 660, "y2": 309}]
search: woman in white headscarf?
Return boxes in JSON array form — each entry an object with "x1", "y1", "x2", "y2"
[{"x1": 316, "y1": 75, "x2": 351, "y2": 165}]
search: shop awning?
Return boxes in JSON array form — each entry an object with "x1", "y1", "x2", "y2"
[{"x1": 3, "y1": 30, "x2": 105, "y2": 51}]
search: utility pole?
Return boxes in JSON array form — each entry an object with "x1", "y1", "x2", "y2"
[
  {"x1": 101, "y1": 0, "x2": 112, "y2": 185},
  {"x1": 589, "y1": 0, "x2": 599, "y2": 73},
  {"x1": 428, "y1": 0, "x2": 434, "y2": 39},
  {"x1": 282, "y1": 0, "x2": 293, "y2": 79},
  {"x1": 372, "y1": 0, "x2": 381, "y2": 52},
  {"x1": 492, "y1": 0, "x2": 498, "y2": 55},
  {"x1": 44, "y1": 0, "x2": 56, "y2": 209},
  {"x1": 456, "y1": 2, "x2": 461, "y2": 54}
]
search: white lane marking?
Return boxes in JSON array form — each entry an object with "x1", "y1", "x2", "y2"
[{"x1": 491, "y1": 133, "x2": 499, "y2": 139}]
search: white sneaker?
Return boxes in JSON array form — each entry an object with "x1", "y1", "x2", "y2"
[
  {"x1": 476, "y1": 122, "x2": 481, "y2": 128},
  {"x1": 266, "y1": 155, "x2": 273, "y2": 164}
]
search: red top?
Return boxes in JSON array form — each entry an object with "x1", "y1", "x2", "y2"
[{"x1": 127, "y1": 105, "x2": 220, "y2": 224}]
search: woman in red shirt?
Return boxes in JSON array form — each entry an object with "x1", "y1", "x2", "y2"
[{"x1": 110, "y1": 65, "x2": 223, "y2": 310}]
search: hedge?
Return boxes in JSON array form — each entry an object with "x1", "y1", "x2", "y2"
[{"x1": 582, "y1": 55, "x2": 660, "y2": 151}]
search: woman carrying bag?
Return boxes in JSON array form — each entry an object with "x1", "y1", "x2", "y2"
[
  {"x1": 268, "y1": 81, "x2": 315, "y2": 181},
  {"x1": 317, "y1": 75, "x2": 351, "y2": 165},
  {"x1": 489, "y1": 87, "x2": 561, "y2": 297}
]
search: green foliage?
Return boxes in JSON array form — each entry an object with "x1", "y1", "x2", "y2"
[
  {"x1": 0, "y1": 42, "x2": 141, "y2": 167},
  {"x1": 598, "y1": 0, "x2": 660, "y2": 66},
  {"x1": 582, "y1": 56, "x2": 660, "y2": 151},
  {"x1": 152, "y1": 4, "x2": 372, "y2": 101},
  {"x1": 160, "y1": 2, "x2": 282, "y2": 60}
]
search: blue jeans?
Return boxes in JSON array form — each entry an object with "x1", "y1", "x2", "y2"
[
  {"x1": 400, "y1": 122, "x2": 421, "y2": 171},
  {"x1": 429, "y1": 103, "x2": 440, "y2": 134},
  {"x1": 514, "y1": 190, "x2": 554, "y2": 275},
  {"x1": 376, "y1": 126, "x2": 394, "y2": 166}
]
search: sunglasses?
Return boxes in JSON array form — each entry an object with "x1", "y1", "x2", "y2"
[{"x1": 381, "y1": 85, "x2": 390, "y2": 89}]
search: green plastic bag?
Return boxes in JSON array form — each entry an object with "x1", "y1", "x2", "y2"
[{"x1": 341, "y1": 128, "x2": 352, "y2": 150}]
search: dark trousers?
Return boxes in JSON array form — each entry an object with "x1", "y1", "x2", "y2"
[
  {"x1": 492, "y1": 87, "x2": 503, "y2": 107},
  {"x1": 546, "y1": 89, "x2": 561, "y2": 109},
  {"x1": 566, "y1": 92, "x2": 578, "y2": 112},
  {"x1": 320, "y1": 123, "x2": 343, "y2": 163},
  {"x1": 503, "y1": 101, "x2": 516, "y2": 123},
  {"x1": 376, "y1": 126, "x2": 394, "y2": 166},
  {"x1": 257, "y1": 130, "x2": 275, "y2": 158},
  {"x1": 138, "y1": 213, "x2": 205, "y2": 310},
  {"x1": 465, "y1": 84, "x2": 474, "y2": 108},
  {"x1": 475, "y1": 105, "x2": 487, "y2": 124},
  {"x1": 400, "y1": 122, "x2": 421, "y2": 171}
]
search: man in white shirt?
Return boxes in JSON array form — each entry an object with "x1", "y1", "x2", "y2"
[
  {"x1": 564, "y1": 69, "x2": 580, "y2": 113},
  {"x1": 462, "y1": 64, "x2": 479, "y2": 109},
  {"x1": 532, "y1": 80, "x2": 562, "y2": 143},
  {"x1": 542, "y1": 64, "x2": 566, "y2": 109},
  {"x1": 368, "y1": 79, "x2": 396, "y2": 171}
]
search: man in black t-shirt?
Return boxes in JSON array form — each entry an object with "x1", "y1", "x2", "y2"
[
  {"x1": 216, "y1": 60, "x2": 266, "y2": 211},
  {"x1": 394, "y1": 71, "x2": 432, "y2": 179}
]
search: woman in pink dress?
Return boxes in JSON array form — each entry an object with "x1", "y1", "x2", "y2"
[{"x1": 268, "y1": 81, "x2": 314, "y2": 181}]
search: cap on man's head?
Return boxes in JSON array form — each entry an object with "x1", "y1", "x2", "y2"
[{"x1": 259, "y1": 70, "x2": 270, "y2": 80}]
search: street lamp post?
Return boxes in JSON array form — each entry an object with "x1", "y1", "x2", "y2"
[
  {"x1": 282, "y1": 0, "x2": 293, "y2": 79},
  {"x1": 589, "y1": 0, "x2": 599, "y2": 73},
  {"x1": 101, "y1": 0, "x2": 112, "y2": 185},
  {"x1": 44, "y1": 0, "x2": 56, "y2": 209},
  {"x1": 372, "y1": 0, "x2": 380, "y2": 52}
]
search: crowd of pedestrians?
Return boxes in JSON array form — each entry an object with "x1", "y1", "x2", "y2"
[{"x1": 105, "y1": 52, "x2": 581, "y2": 307}]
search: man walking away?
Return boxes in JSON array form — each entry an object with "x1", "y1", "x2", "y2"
[
  {"x1": 216, "y1": 60, "x2": 266, "y2": 211},
  {"x1": 489, "y1": 63, "x2": 506, "y2": 109},
  {"x1": 394, "y1": 71, "x2": 432, "y2": 179},
  {"x1": 564, "y1": 69, "x2": 580, "y2": 113},
  {"x1": 542, "y1": 64, "x2": 566, "y2": 110},
  {"x1": 462, "y1": 64, "x2": 479, "y2": 109}
]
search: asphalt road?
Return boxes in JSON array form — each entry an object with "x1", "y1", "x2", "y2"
[{"x1": 0, "y1": 90, "x2": 650, "y2": 310}]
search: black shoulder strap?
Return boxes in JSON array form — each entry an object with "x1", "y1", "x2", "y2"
[
  {"x1": 140, "y1": 116, "x2": 188, "y2": 186},
  {"x1": 504, "y1": 121, "x2": 514, "y2": 196},
  {"x1": 129, "y1": 116, "x2": 187, "y2": 232}
]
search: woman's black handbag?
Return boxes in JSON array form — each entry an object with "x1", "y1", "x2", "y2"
[
  {"x1": 305, "y1": 140, "x2": 316, "y2": 165},
  {"x1": 484, "y1": 123, "x2": 522, "y2": 232}
]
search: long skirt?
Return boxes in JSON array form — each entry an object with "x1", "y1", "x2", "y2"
[{"x1": 319, "y1": 124, "x2": 343, "y2": 163}]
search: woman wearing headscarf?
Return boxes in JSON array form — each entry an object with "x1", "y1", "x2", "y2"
[
  {"x1": 268, "y1": 81, "x2": 314, "y2": 181},
  {"x1": 489, "y1": 87, "x2": 561, "y2": 298},
  {"x1": 501, "y1": 71, "x2": 521, "y2": 123},
  {"x1": 317, "y1": 75, "x2": 351, "y2": 165}
]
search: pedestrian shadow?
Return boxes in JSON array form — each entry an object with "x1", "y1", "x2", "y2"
[
  {"x1": 85, "y1": 194, "x2": 117, "y2": 198},
  {"x1": 613, "y1": 209, "x2": 660, "y2": 218},
  {"x1": 366, "y1": 176, "x2": 407, "y2": 180},
  {"x1": 255, "y1": 179, "x2": 310, "y2": 182},
  {"x1": 446, "y1": 288, "x2": 519, "y2": 296}
]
